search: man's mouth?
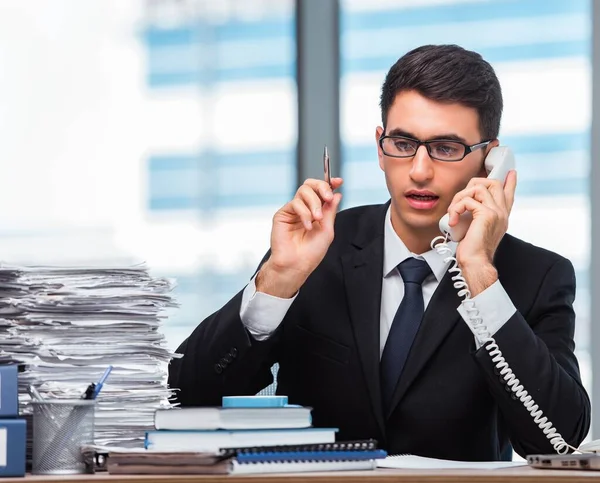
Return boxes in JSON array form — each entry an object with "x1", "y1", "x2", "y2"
[
  {"x1": 407, "y1": 194, "x2": 438, "y2": 201},
  {"x1": 405, "y1": 191, "x2": 440, "y2": 210}
]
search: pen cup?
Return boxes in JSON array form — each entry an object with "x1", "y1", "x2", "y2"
[{"x1": 31, "y1": 399, "x2": 96, "y2": 475}]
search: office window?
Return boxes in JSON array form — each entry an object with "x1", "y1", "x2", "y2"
[
  {"x1": 340, "y1": 0, "x2": 591, "y2": 396},
  {"x1": 141, "y1": 0, "x2": 297, "y2": 349},
  {"x1": 0, "y1": 0, "x2": 296, "y2": 353}
]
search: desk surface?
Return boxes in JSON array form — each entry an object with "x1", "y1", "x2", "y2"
[{"x1": 6, "y1": 467, "x2": 600, "y2": 483}]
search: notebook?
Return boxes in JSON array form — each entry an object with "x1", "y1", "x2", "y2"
[
  {"x1": 222, "y1": 438, "x2": 380, "y2": 456},
  {"x1": 225, "y1": 439, "x2": 384, "y2": 462},
  {"x1": 230, "y1": 459, "x2": 377, "y2": 474}
]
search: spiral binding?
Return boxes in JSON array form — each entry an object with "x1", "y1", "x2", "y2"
[
  {"x1": 221, "y1": 439, "x2": 378, "y2": 457},
  {"x1": 431, "y1": 234, "x2": 574, "y2": 455}
]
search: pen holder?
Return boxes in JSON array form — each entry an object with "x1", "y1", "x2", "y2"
[{"x1": 31, "y1": 399, "x2": 96, "y2": 475}]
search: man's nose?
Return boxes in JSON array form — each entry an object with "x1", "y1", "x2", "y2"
[{"x1": 409, "y1": 145, "x2": 434, "y2": 183}]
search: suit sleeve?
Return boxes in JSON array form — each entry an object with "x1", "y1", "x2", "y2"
[
  {"x1": 168, "y1": 253, "x2": 282, "y2": 406},
  {"x1": 473, "y1": 257, "x2": 591, "y2": 458}
]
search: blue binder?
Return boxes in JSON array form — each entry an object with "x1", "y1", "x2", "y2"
[
  {"x1": 0, "y1": 419, "x2": 26, "y2": 477},
  {"x1": 0, "y1": 365, "x2": 18, "y2": 418}
]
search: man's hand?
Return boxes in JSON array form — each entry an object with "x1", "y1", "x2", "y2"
[
  {"x1": 447, "y1": 170, "x2": 517, "y2": 296},
  {"x1": 256, "y1": 178, "x2": 343, "y2": 298}
]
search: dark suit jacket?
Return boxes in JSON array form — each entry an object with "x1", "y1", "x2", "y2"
[{"x1": 169, "y1": 202, "x2": 590, "y2": 460}]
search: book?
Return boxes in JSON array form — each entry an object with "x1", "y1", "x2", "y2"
[
  {"x1": 154, "y1": 406, "x2": 312, "y2": 431},
  {"x1": 145, "y1": 427, "x2": 337, "y2": 452},
  {"x1": 106, "y1": 451, "x2": 231, "y2": 475},
  {"x1": 0, "y1": 364, "x2": 18, "y2": 418},
  {"x1": 0, "y1": 418, "x2": 26, "y2": 477}
]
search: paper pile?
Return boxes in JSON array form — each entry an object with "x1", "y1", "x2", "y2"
[{"x1": 0, "y1": 264, "x2": 179, "y2": 447}]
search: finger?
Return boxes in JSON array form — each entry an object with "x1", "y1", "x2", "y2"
[
  {"x1": 289, "y1": 198, "x2": 315, "y2": 230},
  {"x1": 330, "y1": 177, "x2": 344, "y2": 190},
  {"x1": 296, "y1": 185, "x2": 326, "y2": 220},
  {"x1": 504, "y1": 170, "x2": 517, "y2": 213},
  {"x1": 466, "y1": 177, "x2": 506, "y2": 210},
  {"x1": 452, "y1": 185, "x2": 498, "y2": 212},
  {"x1": 448, "y1": 196, "x2": 486, "y2": 226},
  {"x1": 303, "y1": 178, "x2": 335, "y2": 202},
  {"x1": 322, "y1": 192, "x2": 343, "y2": 228}
]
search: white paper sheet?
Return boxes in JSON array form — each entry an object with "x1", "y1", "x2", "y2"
[{"x1": 377, "y1": 455, "x2": 526, "y2": 470}]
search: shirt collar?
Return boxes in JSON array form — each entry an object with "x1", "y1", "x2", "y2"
[{"x1": 383, "y1": 205, "x2": 457, "y2": 283}]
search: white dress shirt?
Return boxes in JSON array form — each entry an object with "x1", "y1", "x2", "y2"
[{"x1": 240, "y1": 206, "x2": 517, "y2": 351}]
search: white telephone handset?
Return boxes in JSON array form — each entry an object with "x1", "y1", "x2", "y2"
[
  {"x1": 438, "y1": 146, "x2": 516, "y2": 241},
  {"x1": 432, "y1": 146, "x2": 588, "y2": 455}
]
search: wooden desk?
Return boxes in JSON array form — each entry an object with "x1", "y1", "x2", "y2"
[{"x1": 5, "y1": 467, "x2": 600, "y2": 483}]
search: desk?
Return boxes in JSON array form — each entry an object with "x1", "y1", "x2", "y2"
[{"x1": 4, "y1": 468, "x2": 600, "y2": 483}]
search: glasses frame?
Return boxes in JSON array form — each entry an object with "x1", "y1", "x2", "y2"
[{"x1": 378, "y1": 134, "x2": 492, "y2": 162}]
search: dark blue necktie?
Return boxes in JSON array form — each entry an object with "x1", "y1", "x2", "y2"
[{"x1": 380, "y1": 257, "x2": 432, "y2": 413}]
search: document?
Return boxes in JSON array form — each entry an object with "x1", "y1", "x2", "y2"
[
  {"x1": 0, "y1": 263, "x2": 180, "y2": 447},
  {"x1": 377, "y1": 455, "x2": 525, "y2": 470}
]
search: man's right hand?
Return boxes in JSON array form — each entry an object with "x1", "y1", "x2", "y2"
[{"x1": 256, "y1": 177, "x2": 344, "y2": 298}]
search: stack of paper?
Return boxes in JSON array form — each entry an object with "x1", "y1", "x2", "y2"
[{"x1": 0, "y1": 264, "x2": 179, "y2": 447}]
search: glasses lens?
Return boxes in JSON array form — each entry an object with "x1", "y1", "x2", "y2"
[
  {"x1": 382, "y1": 137, "x2": 417, "y2": 157},
  {"x1": 428, "y1": 141, "x2": 465, "y2": 161}
]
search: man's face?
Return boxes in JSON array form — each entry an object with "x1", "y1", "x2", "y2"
[{"x1": 376, "y1": 90, "x2": 492, "y2": 242}]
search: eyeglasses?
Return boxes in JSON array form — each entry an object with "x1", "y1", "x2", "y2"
[{"x1": 379, "y1": 134, "x2": 492, "y2": 162}]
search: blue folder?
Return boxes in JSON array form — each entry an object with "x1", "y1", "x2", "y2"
[
  {"x1": 0, "y1": 419, "x2": 26, "y2": 477},
  {"x1": 0, "y1": 365, "x2": 18, "y2": 418}
]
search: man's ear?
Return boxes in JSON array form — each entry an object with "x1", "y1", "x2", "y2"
[
  {"x1": 479, "y1": 139, "x2": 500, "y2": 176},
  {"x1": 376, "y1": 126, "x2": 385, "y2": 171},
  {"x1": 484, "y1": 139, "x2": 500, "y2": 156}
]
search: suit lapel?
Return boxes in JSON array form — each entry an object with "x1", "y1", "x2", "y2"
[
  {"x1": 340, "y1": 203, "x2": 388, "y2": 437},
  {"x1": 386, "y1": 268, "x2": 462, "y2": 418}
]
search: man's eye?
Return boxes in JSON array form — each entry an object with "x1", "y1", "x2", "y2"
[
  {"x1": 394, "y1": 141, "x2": 414, "y2": 152},
  {"x1": 434, "y1": 143, "x2": 460, "y2": 156}
]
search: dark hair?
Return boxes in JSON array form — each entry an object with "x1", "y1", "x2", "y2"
[{"x1": 380, "y1": 44, "x2": 503, "y2": 140}]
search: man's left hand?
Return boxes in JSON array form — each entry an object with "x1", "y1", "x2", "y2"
[{"x1": 447, "y1": 170, "x2": 517, "y2": 296}]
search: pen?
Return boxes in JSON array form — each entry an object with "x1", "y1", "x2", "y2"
[
  {"x1": 81, "y1": 365, "x2": 113, "y2": 400},
  {"x1": 323, "y1": 145, "x2": 332, "y2": 189},
  {"x1": 91, "y1": 365, "x2": 113, "y2": 400},
  {"x1": 28, "y1": 385, "x2": 45, "y2": 402}
]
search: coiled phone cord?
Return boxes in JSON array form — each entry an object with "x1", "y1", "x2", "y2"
[{"x1": 431, "y1": 234, "x2": 575, "y2": 455}]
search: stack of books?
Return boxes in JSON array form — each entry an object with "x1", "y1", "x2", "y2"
[
  {"x1": 146, "y1": 395, "x2": 335, "y2": 452},
  {"x1": 106, "y1": 439, "x2": 386, "y2": 474},
  {"x1": 0, "y1": 364, "x2": 26, "y2": 477},
  {"x1": 108, "y1": 395, "x2": 386, "y2": 474}
]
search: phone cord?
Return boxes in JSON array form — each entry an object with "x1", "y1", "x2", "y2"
[{"x1": 431, "y1": 234, "x2": 575, "y2": 455}]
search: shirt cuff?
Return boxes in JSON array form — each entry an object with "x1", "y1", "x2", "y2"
[
  {"x1": 240, "y1": 274, "x2": 298, "y2": 341},
  {"x1": 457, "y1": 280, "x2": 517, "y2": 349}
]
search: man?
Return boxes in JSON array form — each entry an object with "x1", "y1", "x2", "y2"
[{"x1": 169, "y1": 45, "x2": 590, "y2": 461}]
